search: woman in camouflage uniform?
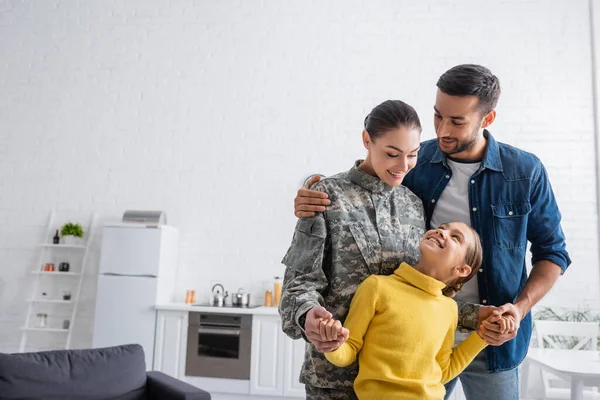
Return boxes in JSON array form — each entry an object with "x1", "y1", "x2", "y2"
[{"x1": 279, "y1": 100, "x2": 427, "y2": 400}]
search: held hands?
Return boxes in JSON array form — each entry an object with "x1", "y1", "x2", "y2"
[
  {"x1": 303, "y1": 306, "x2": 349, "y2": 353},
  {"x1": 476, "y1": 304, "x2": 522, "y2": 346}
]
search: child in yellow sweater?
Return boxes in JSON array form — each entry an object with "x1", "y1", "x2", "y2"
[{"x1": 323, "y1": 222, "x2": 514, "y2": 400}]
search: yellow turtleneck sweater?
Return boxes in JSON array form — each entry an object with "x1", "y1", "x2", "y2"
[{"x1": 325, "y1": 263, "x2": 487, "y2": 400}]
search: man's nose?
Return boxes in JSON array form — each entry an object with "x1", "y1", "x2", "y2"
[{"x1": 436, "y1": 119, "x2": 451, "y2": 137}]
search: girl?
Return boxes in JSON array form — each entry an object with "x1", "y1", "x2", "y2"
[{"x1": 323, "y1": 222, "x2": 514, "y2": 400}]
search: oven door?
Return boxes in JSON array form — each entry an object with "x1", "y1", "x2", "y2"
[{"x1": 185, "y1": 312, "x2": 252, "y2": 380}]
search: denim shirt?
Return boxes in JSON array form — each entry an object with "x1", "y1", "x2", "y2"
[{"x1": 402, "y1": 130, "x2": 571, "y2": 372}]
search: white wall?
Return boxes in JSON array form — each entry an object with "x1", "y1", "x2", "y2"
[{"x1": 0, "y1": 0, "x2": 597, "y2": 352}]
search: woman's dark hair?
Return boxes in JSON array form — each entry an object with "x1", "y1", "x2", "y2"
[
  {"x1": 442, "y1": 226, "x2": 483, "y2": 298},
  {"x1": 364, "y1": 100, "x2": 422, "y2": 141},
  {"x1": 436, "y1": 64, "x2": 501, "y2": 115}
]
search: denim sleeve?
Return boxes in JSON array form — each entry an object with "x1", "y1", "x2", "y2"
[{"x1": 527, "y1": 162, "x2": 571, "y2": 272}]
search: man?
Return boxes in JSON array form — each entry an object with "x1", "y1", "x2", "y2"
[{"x1": 291, "y1": 64, "x2": 571, "y2": 400}]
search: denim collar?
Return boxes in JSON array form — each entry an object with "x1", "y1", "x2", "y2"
[
  {"x1": 430, "y1": 130, "x2": 503, "y2": 172},
  {"x1": 349, "y1": 160, "x2": 394, "y2": 194}
]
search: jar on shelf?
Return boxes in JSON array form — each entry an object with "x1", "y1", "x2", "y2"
[
  {"x1": 36, "y1": 313, "x2": 47, "y2": 328},
  {"x1": 273, "y1": 276, "x2": 283, "y2": 307}
]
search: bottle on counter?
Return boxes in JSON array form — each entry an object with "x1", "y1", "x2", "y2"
[
  {"x1": 185, "y1": 290, "x2": 196, "y2": 304},
  {"x1": 273, "y1": 276, "x2": 283, "y2": 307},
  {"x1": 264, "y1": 290, "x2": 273, "y2": 307},
  {"x1": 53, "y1": 230, "x2": 60, "y2": 244}
]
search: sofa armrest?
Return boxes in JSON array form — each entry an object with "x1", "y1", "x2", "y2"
[{"x1": 146, "y1": 371, "x2": 211, "y2": 400}]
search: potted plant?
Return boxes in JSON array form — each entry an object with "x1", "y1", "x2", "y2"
[{"x1": 60, "y1": 222, "x2": 84, "y2": 245}]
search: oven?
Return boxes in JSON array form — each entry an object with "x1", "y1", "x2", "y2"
[{"x1": 185, "y1": 312, "x2": 252, "y2": 379}]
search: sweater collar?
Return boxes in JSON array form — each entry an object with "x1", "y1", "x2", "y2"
[{"x1": 394, "y1": 262, "x2": 446, "y2": 297}]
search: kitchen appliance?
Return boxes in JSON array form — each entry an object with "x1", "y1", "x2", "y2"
[
  {"x1": 210, "y1": 284, "x2": 228, "y2": 306},
  {"x1": 191, "y1": 303, "x2": 261, "y2": 309},
  {"x1": 122, "y1": 210, "x2": 166, "y2": 226},
  {"x1": 92, "y1": 222, "x2": 179, "y2": 369},
  {"x1": 231, "y1": 288, "x2": 250, "y2": 307},
  {"x1": 186, "y1": 312, "x2": 252, "y2": 379}
]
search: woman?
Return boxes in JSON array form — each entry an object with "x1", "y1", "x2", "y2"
[{"x1": 278, "y1": 100, "x2": 426, "y2": 399}]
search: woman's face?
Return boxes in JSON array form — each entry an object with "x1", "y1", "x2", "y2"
[
  {"x1": 419, "y1": 222, "x2": 475, "y2": 283},
  {"x1": 362, "y1": 126, "x2": 421, "y2": 187}
]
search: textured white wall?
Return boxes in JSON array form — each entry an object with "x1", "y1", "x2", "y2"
[{"x1": 0, "y1": 0, "x2": 597, "y2": 352}]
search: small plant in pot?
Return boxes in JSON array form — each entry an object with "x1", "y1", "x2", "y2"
[{"x1": 60, "y1": 222, "x2": 84, "y2": 245}]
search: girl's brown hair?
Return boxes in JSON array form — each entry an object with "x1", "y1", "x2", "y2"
[{"x1": 442, "y1": 226, "x2": 483, "y2": 298}]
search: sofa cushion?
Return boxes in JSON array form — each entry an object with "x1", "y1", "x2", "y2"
[{"x1": 0, "y1": 344, "x2": 147, "y2": 400}]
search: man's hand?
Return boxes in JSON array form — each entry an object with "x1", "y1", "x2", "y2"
[
  {"x1": 294, "y1": 175, "x2": 331, "y2": 218},
  {"x1": 303, "y1": 306, "x2": 344, "y2": 352},
  {"x1": 478, "y1": 303, "x2": 522, "y2": 346}
]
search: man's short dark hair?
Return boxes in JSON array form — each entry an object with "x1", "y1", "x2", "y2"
[{"x1": 436, "y1": 64, "x2": 501, "y2": 114}]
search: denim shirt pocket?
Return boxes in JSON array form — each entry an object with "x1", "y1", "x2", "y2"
[
  {"x1": 349, "y1": 223, "x2": 379, "y2": 274},
  {"x1": 491, "y1": 202, "x2": 531, "y2": 250}
]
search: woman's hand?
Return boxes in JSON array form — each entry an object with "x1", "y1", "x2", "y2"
[
  {"x1": 294, "y1": 175, "x2": 331, "y2": 218},
  {"x1": 304, "y1": 307, "x2": 347, "y2": 352}
]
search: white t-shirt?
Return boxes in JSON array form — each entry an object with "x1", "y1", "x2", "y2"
[{"x1": 430, "y1": 158, "x2": 481, "y2": 344}]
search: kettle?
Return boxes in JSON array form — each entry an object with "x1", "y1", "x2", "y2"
[
  {"x1": 210, "y1": 283, "x2": 228, "y2": 307},
  {"x1": 231, "y1": 288, "x2": 251, "y2": 307}
]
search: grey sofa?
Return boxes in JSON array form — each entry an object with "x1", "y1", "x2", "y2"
[{"x1": 0, "y1": 343, "x2": 211, "y2": 400}]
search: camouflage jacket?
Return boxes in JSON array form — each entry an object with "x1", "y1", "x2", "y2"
[{"x1": 278, "y1": 161, "x2": 426, "y2": 390}]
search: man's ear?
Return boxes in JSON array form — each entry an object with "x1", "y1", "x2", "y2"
[
  {"x1": 481, "y1": 110, "x2": 496, "y2": 128},
  {"x1": 457, "y1": 264, "x2": 472, "y2": 278},
  {"x1": 362, "y1": 129, "x2": 371, "y2": 149}
]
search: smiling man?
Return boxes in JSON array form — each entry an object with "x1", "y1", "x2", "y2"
[{"x1": 292, "y1": 64, "x2": 571, "y2": 400}]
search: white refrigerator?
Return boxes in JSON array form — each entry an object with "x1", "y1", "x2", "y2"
[{"x1": 92, "y1": 223, "x2": 179, "y2": 369}]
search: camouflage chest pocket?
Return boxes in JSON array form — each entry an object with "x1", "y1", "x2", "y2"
[
  {"x1": 348, "y1": 223, "x2": 380, "y2": 274},
  {"x1": 282, "y1": 217, "x2": 327, "y2": 274}
]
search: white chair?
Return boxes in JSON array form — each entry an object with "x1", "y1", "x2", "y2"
[{"x1": 530, "y1": 320, "x2": 600, "y2": 399}]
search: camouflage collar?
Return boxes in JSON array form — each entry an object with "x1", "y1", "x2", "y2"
[
  {"x1": 349, "y1": 160, "x2": 393, "y2": 194},
  {"x1": 394, "y1": 262, "x2": 446, "y2": 296}
]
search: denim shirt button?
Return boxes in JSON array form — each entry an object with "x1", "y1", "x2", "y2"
[
  {"x1": 445, "y1": 175, "x2": 450, "y2": 179},
  {"x1": 482, "y1": 299, "x2": 487, "y2": 304},
  {"x1": 472, "y1": 207, "x2": 477, "y2": 212},
  {"x1": 431, "y1": 199, "x2": 435, "y2": 203},
  {"x1": 471, "y1": 180, "x2": 475, "y2": 184},
  {"x1": 479, "y1": 268, "x2": 483, "y2": 273}
]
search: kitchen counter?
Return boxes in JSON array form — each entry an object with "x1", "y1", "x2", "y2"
[{"x1": 156, "y1": 303, "x2": 280, "y2": 315}]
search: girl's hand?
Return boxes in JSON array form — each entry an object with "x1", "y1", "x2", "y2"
[{"x1": 318, "y1": 318, "x2": 349, "y2": 344}]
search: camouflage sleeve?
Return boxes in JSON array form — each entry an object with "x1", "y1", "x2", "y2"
[
  {"x1": 456, "y1": 300, "x2": 481, "y2": 331},
  {"x1": 278, "y1": 214, "x2": 329, "y2": 340}
]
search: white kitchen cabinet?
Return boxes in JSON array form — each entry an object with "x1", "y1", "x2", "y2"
[
  {"x1": 153, "y1": 310, "x2": 188, "y2": 378},
  {"x1": 250, "y1": 315, "x2": 305, "y2": 398},
  {"x1": 283, "y1": 333, "x2": 306, "y2": 397}
]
